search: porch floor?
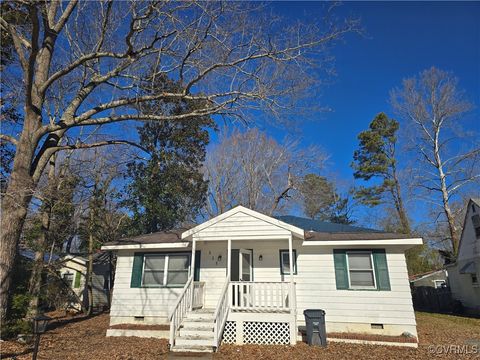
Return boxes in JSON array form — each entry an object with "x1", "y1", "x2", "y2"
[
  {"x1": 231, "y1": 308, "x2": 290, "y2": 314},
  {"x1": 193, "y1": 307, "x2": 290, "y2": 314}
]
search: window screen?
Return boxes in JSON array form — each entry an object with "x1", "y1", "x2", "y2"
[
  {"x1": 347, "y1": 252, "x2": 375, "y2": 288},
  {"x1": 142, "y1": 254, "x2": 189, "y2": 286}
]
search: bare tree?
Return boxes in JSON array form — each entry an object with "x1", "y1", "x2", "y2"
[
  {"x1": 391, "y1": 67, "x2": 479, "y2": 254},
  {"x1": 204, "y1": 127, "x2": 327, "y2": 216},
  {"x1": 0, "y1": 1, "x2": 358, "y2": 320}
]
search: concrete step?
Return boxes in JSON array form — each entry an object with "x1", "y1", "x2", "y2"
[
  {"x1": 192, "y1": 308, "x2": 215, "y2": 314},
  {"x1": 175, "y1": 335, "x2": 214, "y2": 347},
  {"x1": 182, "y1": 319, "x2": 215, "y2": 330},
  {"x1": 171, "y1": 344, "x2": 213, "y2": 353},
  {"x1": 181, "y1": 323, "x2": 214, "y2": 332},
  {"x1": 179, "y1": 328, "x2": 214, "y2": 337},
  {"x1": 187, "y1": 312, "x2": 215, "y2": 320}
]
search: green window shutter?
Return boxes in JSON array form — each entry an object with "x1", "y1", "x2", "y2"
[
  {"x1": 130, "y1": 253, "x2": 144, "y2": 288},
  {"x1": 73, "y1": 271, "x2": 81, "y2": 288},
  {"x1": 194, "y1": 251, "x2": 201, "y2": 281},
  {"x1": 333, "y1": 250, "x2": 349, "y2": 290},
  {"x1": 373, "y1": 249, "x2": 391, "y2": 291}
]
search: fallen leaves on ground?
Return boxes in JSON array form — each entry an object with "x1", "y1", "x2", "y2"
[
  {"x1": 1, "y1": 313, "x2": 169, "y2": 360},
  {"x1": 0, "y1": 311, "x2": 478, "y2": 359}
]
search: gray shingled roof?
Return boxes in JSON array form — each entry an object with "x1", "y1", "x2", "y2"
[
  {"x1": 103, "y1": 228, "x2": 189, "y2": 246},
  {"x1": 103, "y1": 215, "x2": 415, "y2": 247},
  {"x1": 276, "y1": 215, "x2": 412, "y2": 241},
  {"x1": 276, "y1": 215, "x2": 381, "y2": 233}
]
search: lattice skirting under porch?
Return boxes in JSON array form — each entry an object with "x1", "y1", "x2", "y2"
[{"x1": 222, "y1": 320, "x2": 291, "y2": 345}]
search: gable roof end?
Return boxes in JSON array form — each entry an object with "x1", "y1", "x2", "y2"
[{"x1": 181, "y1": 206, "x2": 305, "y2": 239}]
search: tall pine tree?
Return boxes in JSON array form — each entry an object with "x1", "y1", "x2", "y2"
[
  {"x1": 351, "y1": 112, "x2": 410, "y2": 233},
  {"x1": 124, "y1": 75, "x2": 215, "y2": 234},
  {"x1": 300, "y1": 174, "x2": 354, "y2": 224}
]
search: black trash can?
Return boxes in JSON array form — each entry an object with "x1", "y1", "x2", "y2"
[{"x1": 303, "y1": 309, "x2": 327, "y2": 346}]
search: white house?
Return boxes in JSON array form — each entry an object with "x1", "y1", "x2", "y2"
[
  {"x1": 101, "y1": 206, "x2": 422, "y2": 352},
  {"x1": 59, "y1": 253, "x2": 112, "y2": 312},
  {"x1": 446, "y1": 198, "x2": 480, "y2": 314}
]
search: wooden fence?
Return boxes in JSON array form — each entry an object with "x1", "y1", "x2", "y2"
[{"x1": 411, "y1": 286, "x2": 456, "y2": 313}]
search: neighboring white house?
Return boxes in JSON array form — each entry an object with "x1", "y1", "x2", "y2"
[
  {"x1": 59, "y1": 252, "x2": 112, "y2": 311},
  {"x1": 101, "y1": 206, "x2": 422, "y2": 352},
  {"x1": 446, "y1": 198, "x2": 480, "y2": 315},
  {"x1": 409, "y1": 269, "x2": 448, "y2": 289}
]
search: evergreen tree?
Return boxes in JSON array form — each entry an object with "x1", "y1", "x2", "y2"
[
  {"x1": 125, "y1": 119, "x2": 212, "y2": 234},
  {"x1": 300, "y1": 174, "x2": 354, "y2": 224},
  {"x1": 352, "y1": 113, "x2": 410, "y2": 233},
  {"x1": 124, "y1": 76, "x2": 215, "y2": 234}
]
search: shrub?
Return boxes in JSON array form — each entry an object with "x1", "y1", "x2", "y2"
[{"x1": 1, "y1": 294, "x2": 32, "y2": 339}]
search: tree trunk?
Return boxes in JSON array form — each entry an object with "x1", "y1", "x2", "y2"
[
  {"x1": 86, "y1": 210, "x2": 95, "y2": 316},
  {"x1": 0, "y1": 190, "x2": 29, "y2": 322},
  {"x1": 433, "y1": 131, "x2": 458, "y2": 254},
  {"x1": 0, "y1": 136, "x2": 37, "y2": 322},
  {"x1": 26, "y1": 156, "x2": 56, "y2": 319},
  {"x1": 393, "y1": 177, "x2": 411, "y2": 234}
]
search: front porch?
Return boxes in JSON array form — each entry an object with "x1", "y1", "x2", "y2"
[
  {"x1": 169, "y1": 207, "x2": 304, "y2": 352},
  {"x1": 171, "y1": 279, "x2": 297, "y2": 351},
  {"x1": 170, "y1": 274, "x2": 297, "y2": 351}
]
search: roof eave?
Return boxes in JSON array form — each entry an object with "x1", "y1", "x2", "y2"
[
  {"x1": 101, "y1": 242, "x2": 190, "y2": 251},
  {"x1": 302, "y1": 237, "x2": 423, "y2": 247}
]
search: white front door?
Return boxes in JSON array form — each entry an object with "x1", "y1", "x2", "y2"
[{"x1": 239, "y1": 249, "x2": 253, "y2": 281}]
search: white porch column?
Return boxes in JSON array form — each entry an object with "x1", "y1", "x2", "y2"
[
  {"x1": 190, "y1": 237, "x2": 196, "y2": 310},
  {"x1": 288, "y1": 233, "x2": 297, "y2": 344},
  {"x1": 227, "y1": 238, "x2": 232, "y2": 278}
]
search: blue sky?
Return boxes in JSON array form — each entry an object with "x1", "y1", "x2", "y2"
[
  {"x1": 251, "y1": 1, "x2": 479, "y2": 225},
  {"x1": 271, "y1": 1, "x2": 479, "y2": 178}
]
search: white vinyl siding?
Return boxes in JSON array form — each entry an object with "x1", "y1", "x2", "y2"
[
  {"x1": 108, "y1": 210, "x2": 417, "y2": 335},
  {"x1": 192, "y1": 211, "x2": 291, "y2": 241},
  {"x1": 109, "y1": 251, "x2": 186, "y2": 323}
]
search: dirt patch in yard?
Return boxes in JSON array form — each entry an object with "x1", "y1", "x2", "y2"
[
  {"x1": 1, "y1": 313, "x2": 169, "y2": 360},
  {"x1": 1, "y1": 312, "x2": 479, "y2": 359},
  {"x1": 216, "y1": 312, "x2": 480, "y2": 360},
  {"x1": 327, "y1": 332, "x2": 417, "y2": 343}
]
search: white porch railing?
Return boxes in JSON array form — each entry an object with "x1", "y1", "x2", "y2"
[
  {"x1": 193, "y1": 281, "x2": 205, "y2": 309},
  {"x1": 169, "y1": 276, "x2": 194, "y2": 347},
  {"x1": 213, "y1": 277, "x2": 230, "y2": 348},
  {"x1": 231, "y1": 281, "x2": 292, "y2": 311}
]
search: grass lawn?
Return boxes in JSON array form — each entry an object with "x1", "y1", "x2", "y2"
[{"x1": 1, "y1": 312, "x2": 479, "y2": 359}]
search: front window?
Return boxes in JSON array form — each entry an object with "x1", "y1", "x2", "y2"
[
  {"x1": 347, "y1": 251, "x2": 376, "y2": 289},
  {"x1": 63, "y1": 272, "x2": 74, "y2": 288},
  {"x1": 280, "y1": 250, "x2": 297, "y2": 275},
  {"x1": 472, "y1": 274, "x2": 479, "y2": 286},
  {"x1": 142, "y1": 254, "x2": 189, "y2": 287}
]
